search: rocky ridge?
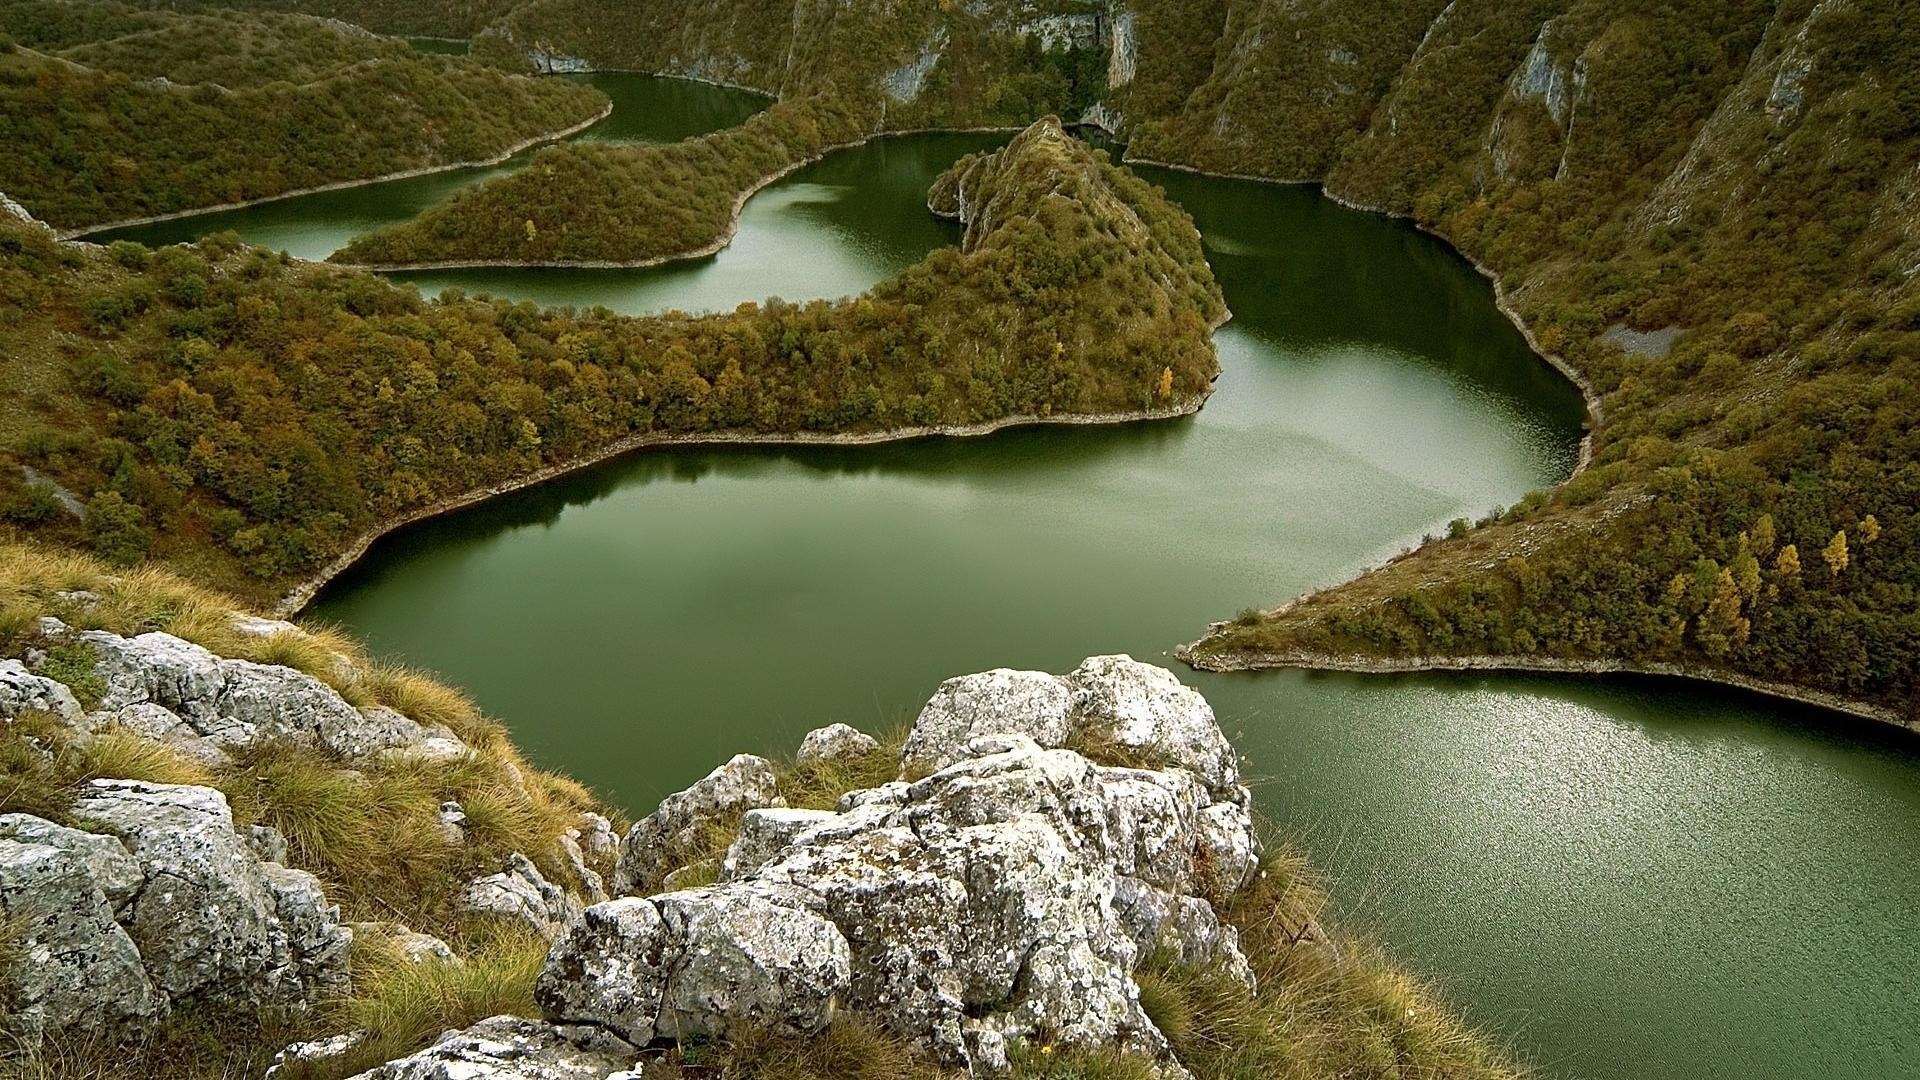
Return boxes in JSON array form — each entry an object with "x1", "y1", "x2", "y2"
[
  {"x1": 0, "y1": 608, "x2": 602, "y2": 1052},
  {"x1": 342, "y1": 654, "x2": 1261, "y2": 1078}
]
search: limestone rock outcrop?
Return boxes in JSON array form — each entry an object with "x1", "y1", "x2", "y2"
[
  {"x1": 462, "y1": 852, "x2": 585, "y2": 941},
  {"x1": 50, "y1": 621, "x2": 471, "y2": 763},
  {"x1": 610, "y1": 753, "x2": 780, "y2": 895},
  {"x1": 794, "y1": 721, "x2": 882, "y2": 765},
  {"x1": 0, "y1": 782, "x2": 351, "y2": 1049},
  {"x1": 344, "y1": 1016, "x2": 638, "y2": 1080},
  {"x1": 547, "y1": 656, "x2": 1258, "y2": 1073}
]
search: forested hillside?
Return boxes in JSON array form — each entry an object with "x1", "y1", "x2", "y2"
[
  {"x1": 0, "y1": 0, "x2": 606, "y2": 229},
  {"x1": 0, "y1": 118, "x2": 1222, "y2": 606},
  {"x1": 7, "y1": 0, "x2": 1916, "y2": 714},
  {"x1": 331, "y1": 95, "x2": 873, "y2": 267},
  {"x1": 1172, "y1": 0, "x2": 1920, "y2": 721}
]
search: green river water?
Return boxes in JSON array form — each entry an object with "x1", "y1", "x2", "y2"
[{"x1": 87, "y1": 74, "x2": 1920, "y2": 1080}]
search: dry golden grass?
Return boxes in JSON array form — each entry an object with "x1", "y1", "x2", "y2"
[{"x1": 0, "y1": 543, "x2": 1519, "y2": 1080}]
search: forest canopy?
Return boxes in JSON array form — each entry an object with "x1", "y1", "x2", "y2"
[
  {"x1": 0, "y1": 0, "x2": 606, "y2": 229},
  {"x1": 0, "y1": 117, "x2": 1222, "y2": 606}
]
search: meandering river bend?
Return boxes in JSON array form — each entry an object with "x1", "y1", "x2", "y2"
[{"x1": 89, "y1": 74, "x2": 1920, "y2": 1080}]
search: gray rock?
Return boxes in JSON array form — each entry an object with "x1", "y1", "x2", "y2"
[
  {"x1": 612, "y1": 754, "x2": 780, "y2": 895},
  {"x1": 350, "y1": 921, "x2": 461, "y2": 967},
  {"x1": 653, "y1": 884, "x2": 851, "y2": 1040},
  {"x1": 247, "y1": 823, "x2": 290, "y2": 865},
  {"x1": 558, "y1": 834, "x2": 604, "y2": 904},
  {"x1": 439, "y1": 800, "x2": 469, "y2": 845},
  {"x1": 229, "y1": 614, "x2": 303, "y2": 639},
  {"x1": 1110, "y1": 876, "x2": 1254, "y2": 990},
  {"x1": 537, "y1": 885, "x2": 851, "y2": 1046},
  {"x1": 577, "y1": 812, "x2": 618, "y2": 858},
  {"x1": 72, "y1": 629, "x2": 459, "y2": 760},
  {"x1": 87, "y1": 702, "x2": 233, "y2": 768},
  {"x1": 899, "y1": 668, "x2": 1073, "y2": 776},
  {"x1": 66, "y1": 779, "x2": 351, "y2": 1006},
  {"x1": 536, "y1": 897, "x2": 670, "y2": 1045},
  {"x1": 1065, "y1": 655, "x2": 1242, "y2": 798},
  {"x1": 529, "y1": 659, "x2": 1261, "y2": 1071},
  {"x1": 722, "y1": 808, "x2": 836, "y2": 880},
  {"x1": 795, "y1": 722, "x2": 882, "y2": 766},
  {"x1": 461, "y1": 853, "x2": 582, "y2": 940},
  {"x1": 0, "y1": 657, "x2": 82, "y2": 721},
  {"x1": 0, "y1": 836, "x2": 160, "y2": 1047},
  {"x1": 344, "y1": 1015, "x2": 637, "y2": 1080},
  {"x1": 265, "y1": 1030, "x2": 370, "y2": 1079},
  {"x1": 0, "y1": 812, "x2": 143, "y2": 913}
]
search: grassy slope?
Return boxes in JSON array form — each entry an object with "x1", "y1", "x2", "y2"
[
  {"x1": 0, "y1": 542, "x2": 616, "y2": 1078},
  {"x1": 1167, "y1": 0, "x2": 1920, "y2": 722},
  {"x1": 0, "y1": 1, "x2": 607, "y2": 230},
  {"x1": 0, "y1": 546, "x2": 1520, "y2": 1078},
  {"x1": 0, "y1": 118, "x2": 1222, "y2": 608}
]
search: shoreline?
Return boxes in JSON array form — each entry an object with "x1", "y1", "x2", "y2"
[
  {"x1": 1124, "y1": 153, "x2": 1604, "y2": 473},
  {"x1": 331, "y1": 124, "x2": 1023, "y2": 273},
  {"x1": 1174, "y1": 644, "x2": 1916, "y2": 735},
  {"x1": 273, "y1": 393, "x2": 1213, "y2": 616},
  {"x1": 1116, "y1": 152, "x2": 1908, "y2": 735},
  {"x1": 58, "y1": 102, "x2": 614, "y2": 240}
]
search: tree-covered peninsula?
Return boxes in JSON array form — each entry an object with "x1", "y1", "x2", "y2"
[
  {"x1": 0, "y1": 117, "x2": 1222, "y2": 608},
  {"x1": 341, "y1": 0, "x2": 1920, "y2": 722}
]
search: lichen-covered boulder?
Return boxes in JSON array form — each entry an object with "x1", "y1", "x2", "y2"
[
  {"x1": 0, "y1": 834, "x2": 160, "y2": 1047},
  {"x1": 612, "y1": 753, "x2": 780, "y2": 895},
  {"x1": 0, "y1": 657, "x2": 82, "y2": 721},
  {"x1": 1065, "y1": 655, "x2": 1242, "y2": 797},
  {"x1": 536, "y1": 885, "x2": 851, "y2": 1046},
  {"x1": 899, "y1": 667, "x2": 1074, "y2": 775},
  {"x1": 41, "y1": 623, "x2": 466, "y2": 762},
  {"x1": 721, "y1": 807, "x2": 836, "y2": 879},
  {"x1": 343, "y1": 1016, "x2": 638, "y2": 1080},
  {"x1": 795, "y1": 722, "x2": 881, "y2": 765},
  {"x1": 0, "y1": 812, "x2": 143, "y2": 913},
  {"x1": 653, "y1": 884, "x2": 851, "y2": 1039},
  {"x1": 462, "y1": 853, "x2": 583, "y2": 940},
  {"x1": 66, "y1": 779, "x2": 351, "y2": 1005}
]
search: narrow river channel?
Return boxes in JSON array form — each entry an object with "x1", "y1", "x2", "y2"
[{"x1": 91, "y1": 73, "x2": 1920, "y2": 1080}]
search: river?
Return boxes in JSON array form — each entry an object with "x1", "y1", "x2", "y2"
[{"x1": 91, "y1": 73, "x2": 1920, "y2": 1080}]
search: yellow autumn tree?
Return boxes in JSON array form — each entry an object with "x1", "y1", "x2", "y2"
[
  {"x1": 1823, "y1": 530, "x2": 1849, "y2": 575},
  {"x1": 1696, "y1": 567, "x2": 1750, "y2": 659},
  {"x1": 524, "y1": 219, "x2": 538, "y2": 242},
  {"x1": 1774, "y1": 544, "x2": 1801, "y2": 575},
  {"x1": 1859, "y1": 514, "x2": 1881, "y2": 543},
  {"x1": 1750, "y1": 513, "x2": 1776, "y2": 557},
  {"x1": 1156, "y1": 366, "x2": 1174, "y2": 400}
]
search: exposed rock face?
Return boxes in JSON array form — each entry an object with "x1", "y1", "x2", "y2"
[
  {"x1": 539, "y1": 885, "x2": 852, "y2": 1044},
  {"x1": 903, "y1": 654, "x2": 1244, "y2": 799},
  {"x1": 64, "y1": 624, "x2": 465, "y2": 762},
  {"x1": 0, "y1": 657, "x2": 82, "y2": 721},
  {"x1": 0, "y1": 834, "x2": 159, "y2": 1047},
  {"x1": 552, "y1": 657, "x2": 1259, "y2": 1073},
  {"x1": 0, "y1": 784, "x2": 351, "y2": 1049},
  {"x1": 611, "y1": 753, "x2": 781, "y2": 895},
  {"x1": 66, "y1": 780, "x2": 352, "y2": 1005},
  {"x1": 900, "y1": 667, "x2": 1073, "y2": 775},
  {"x1": 344, "y1": 1015, "x2": 638, "y2": 1080},
  {"x1": 795, "y1": 721, "x2": 882, "y2": 765},
  {"x1": 461, "y1": 853, "x2": 584, "y2": 940}
]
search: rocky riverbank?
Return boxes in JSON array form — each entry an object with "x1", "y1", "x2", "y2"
[{"x1": 0, "y1": 560, "x2": 1515, "y2": 1078}]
